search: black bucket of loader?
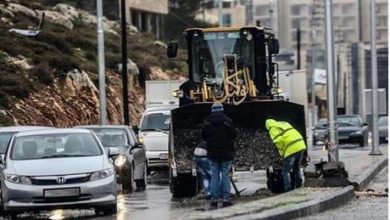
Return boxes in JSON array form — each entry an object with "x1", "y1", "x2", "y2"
[{"x1": 170, "y1": 100, "x2": 306, "y2": 172}]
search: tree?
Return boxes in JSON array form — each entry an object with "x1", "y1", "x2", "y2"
[{"x1": 164, "y1": 0, "x2": 213, "y2": 40}]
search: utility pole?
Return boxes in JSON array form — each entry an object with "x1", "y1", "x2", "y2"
[
  {"x1": 325, "y1": 0, "x2": 338, "y2": 161},
  {"x1": 297, "y1": 27, "x2": 301, "y2": 70},
  {"x1": 97, "y1": 0, "x2": 107, "y2": 125},
  {"x1": 269, "y1": 0, "x2": 273, "y2": 29},
  {"x1": 218, "y1": 0, "x2": 223, "y2": 27},
  {"x1": 311, "y1": 29, "x2": 317, "y2": 127},
  {"x1": 121, "y1": 0, "x2": 130, "y2": 125},
  {"x1": 369, "y1": 0, "x2": 382, "y2": 155}
]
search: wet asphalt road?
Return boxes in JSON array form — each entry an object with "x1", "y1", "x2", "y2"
[
  {"x1": 300, "y1": 166, "x2": 388, "y2": 220},
  {"x1": 1, "y1": 170, "x2": 269, "y2": 220}
]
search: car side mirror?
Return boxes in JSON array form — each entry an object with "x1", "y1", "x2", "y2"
[
  {"x1": 131, "y1": 143, "x2": 144, "y2": 151},
  {"x1": 108, "y1": 147, "x2": 120, "y2": 157},
  {"x1": 363, "y1": 122, "x2": 368, "y2": 126},
  {"x1": 132, "y1": 125, "x2": 139, "y2": 135},
  {"x1": 0, "y1": 155, "x2": 4, "y2": 165},
  {"x1": 167, "y1": 41, "x2": 178, "y2": 58}
]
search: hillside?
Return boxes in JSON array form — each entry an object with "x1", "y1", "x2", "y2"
[{"x1": 0, "y1": 0, "x2": 186, "y2": 126}]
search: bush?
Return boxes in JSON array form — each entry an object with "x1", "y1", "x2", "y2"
[
  {"x1": 48, "y1": 55, "x2": 80, "y2": 73},
  {"x1": 30, "y1": 63, "x2": 54, "y2": 85},
  {"x1": 0, "y1": 114, "x2": 12, "y2": 126},
  {"x1": 0, "y1": 92, "x2": 11, "y2": 109}
]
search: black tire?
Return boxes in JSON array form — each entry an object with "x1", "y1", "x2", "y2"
[
  {"x1": 359, "y1": 138, "x2": 364, "y2": 147},
  {"x1": 170, "y1": 172, "x2": 198, "y2": 198},
  {"x1": 135, "y1": 162, "x2": 147, "y2": 190},
  {"x1": 121, "y1": 166, "x2": 136, "y2": 192}
]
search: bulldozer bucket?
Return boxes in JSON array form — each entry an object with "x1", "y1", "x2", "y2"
[{"x1": 170, "y1": 100, "x2": 306, "y2": 173}]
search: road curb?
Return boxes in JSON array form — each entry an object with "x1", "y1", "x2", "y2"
[
  {"x1": 228, "y1": 186, "x2": 355, "y2": 220},
  {"x1": 226, "y1": 156, "x2": 388, "y2": 220},
  {"x1": 351, "y1": 157, "x2": 388, "y2": 191}
]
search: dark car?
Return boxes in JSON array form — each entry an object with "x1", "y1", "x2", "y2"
[
  {"x1": 77, "y1": 125, "x2": 147, "y2": 192},
  {"x1": 379, "y1": 116, "x2": 388, "y2": 144},
  {"x1": 312, "y1": 115, "x2": 368, "y2": 147},
  {"x1": 336, "y1": 115, "x2": 368, "y2": 147}
]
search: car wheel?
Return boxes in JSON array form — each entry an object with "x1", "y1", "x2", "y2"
[
  {"x1": 135, "y1": 162, "x2": 147, "y2": 190},
  {"x1": 122, "y1": 166, "x2": 136, "y2": 192},
  {"x1": 359, "y1": 138, "x2": 364, "y2": 147}
]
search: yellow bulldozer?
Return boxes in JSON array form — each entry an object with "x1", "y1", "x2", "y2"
[{"x1": 166, "y1": 27, "x2": 307, "y2": 197}]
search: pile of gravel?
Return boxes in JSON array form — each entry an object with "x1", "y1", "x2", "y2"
[{"x1": 173, "y1": 128, "x2": 282, "y2": 173}]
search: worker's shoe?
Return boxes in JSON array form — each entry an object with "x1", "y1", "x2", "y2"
[
  {"x1": 209, "y1": 201, "x2": 218, "y2": 208},
  {"x1": 222, "y1": 201, "x2": 233, "y2": 207}
]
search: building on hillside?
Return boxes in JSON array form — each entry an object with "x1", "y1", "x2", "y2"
[
  {"x1": 72, "y1": 0, "x2": 168, "y2": 40},
  {"x1": 196, "y1": 0, "x2": 247, "y2": 27}
]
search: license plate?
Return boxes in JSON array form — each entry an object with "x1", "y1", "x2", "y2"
[
  {"x1": 159, "y1": 153, "x2": 168, "y2": 160},
  {"x1": 44, "y1": 188, "x2": 80, "y2": 198},
  {"x1": 338, "y1": 136, "x2": 348, "y2": 140}
]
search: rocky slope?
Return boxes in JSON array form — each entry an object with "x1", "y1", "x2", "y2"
[{"x1": 0, "y1": 0, "x2": 186, "y2": 126}]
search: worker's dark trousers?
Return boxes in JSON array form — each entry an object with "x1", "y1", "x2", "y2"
[
  {"x1": 209, "y1": 158, "x2": 232, "y2": 202},
  {"x1": 282, "y1": 151, "x2": 303, "y2": 192}
]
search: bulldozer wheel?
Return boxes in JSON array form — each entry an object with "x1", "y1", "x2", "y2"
[{"x1": 170, "y1": 172, "x2": 198, "y2": 198}]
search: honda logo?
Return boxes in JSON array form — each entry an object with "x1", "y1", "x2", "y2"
[{"x1": 56, "y1": 176, "x2": 66, "y2": 184}]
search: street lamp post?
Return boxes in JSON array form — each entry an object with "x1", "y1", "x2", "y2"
[
  {"x1": 369, "y1": 0, "x2": 382, "y2": 155},
  {"x1": 121, "y1": 0, "x2": 130, "y2": 126},
  {"x1": 97, "y1": 0, "x2": 107, "y2": 125},
  {"x1": 325, "y1": 0, "x2": 338, "y2": 161}
]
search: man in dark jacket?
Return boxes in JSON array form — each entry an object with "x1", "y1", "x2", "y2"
[{"x1": 202, "y1": 102, "x2": 236, "y2": 208}]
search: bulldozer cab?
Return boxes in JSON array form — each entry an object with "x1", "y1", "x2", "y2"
[{"x1": 168, "y1": 27, "x2": 280, "y2": 102}]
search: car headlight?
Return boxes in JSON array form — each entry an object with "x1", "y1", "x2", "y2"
[
  {"x1": 5, "y1": 174, "x2": 31, "y2": 185},
  {"x1": 138, "y1": 136, "x2": 144, "y2": 144},
  {"x1": 114, "y1": 155, "x2": 127, "y2": 167},
  {"x1": 352, "y1": 130, "x2": 363, "y2": 135},
  {"x1": 90, "y1": 168, "x2": 115, "y2": 181}
]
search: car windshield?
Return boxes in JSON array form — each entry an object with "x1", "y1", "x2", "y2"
[
  {"x1": 191, "y1": 30, "x2": 255, "y2": 84},
  {"x1": 89, "y1": 128, "x2": 128, "y2": 147},
  {"x1": 378, "y1": 116, "x2": 388, "y2": 126},
  {"x1": 0, "y1": 132, "x2": 15, "y2": 154},
  {"x1": 140, "y1": 112, "x2": 171, "y2": 131},
  {"x1": 337, "y1": 116, "x2": 361, "y2": 127},
  {"x1": 11, "y1": 133, "x2": 102, "y2": 160}
]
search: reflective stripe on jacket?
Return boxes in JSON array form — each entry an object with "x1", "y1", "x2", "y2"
[{"x1": 266, "y1": 119, "x2": 306, "y2": 158}]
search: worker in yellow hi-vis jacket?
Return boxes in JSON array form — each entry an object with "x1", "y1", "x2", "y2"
[{"x1": 265, "y1": 119, "x2": 307, "y2": 192}]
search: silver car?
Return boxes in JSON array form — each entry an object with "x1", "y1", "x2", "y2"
[
  {"x1": 138, "y1": 106, "x2": 175, "y2": 173},
  {"x1": 0, "y1": 129, "x2": 117, "y2": 218}
]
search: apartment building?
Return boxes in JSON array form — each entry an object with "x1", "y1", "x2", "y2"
[
  {"x1": 251, "y1": 0, "x2": 388, "y2": 64},
  {"x1": 361, "y1": 0, "x2": 388, "y2": 46},
  {"x1": 196, "y1": 0, "x2": 246, "y2": 27},
  {"x1": 75, "y1": 0, "x2": 168, "y2": 40}
]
